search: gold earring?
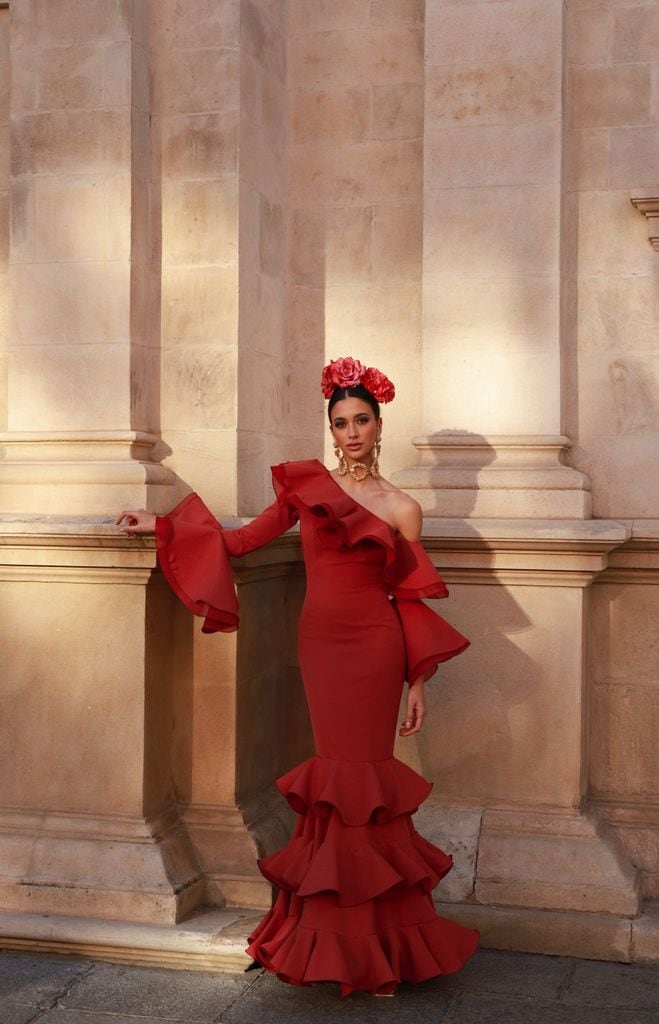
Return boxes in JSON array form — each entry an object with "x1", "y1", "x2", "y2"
[
  {"x1": 333, "y1": 439, "x2": 348, "y2": 476},
  {"x1": 371, "y1": 436, "x2": 381, "y2": 477}
]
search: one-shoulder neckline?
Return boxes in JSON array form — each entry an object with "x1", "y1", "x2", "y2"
[{"x1": 313, "y1": 459, "x2": 399, "y2": 537}]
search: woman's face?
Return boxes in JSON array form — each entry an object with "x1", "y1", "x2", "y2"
[{"x1": 329, "y1": 397, "x2": 381, "y2": 464}]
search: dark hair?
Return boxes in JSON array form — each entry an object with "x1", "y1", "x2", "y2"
[{"x1": 327, "y1": 383, "x2": 380, "y2": 421}]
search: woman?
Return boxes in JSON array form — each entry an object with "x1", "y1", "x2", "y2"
[{"x1": 117, "y1": 356, "x2": 479, "y2": 997}]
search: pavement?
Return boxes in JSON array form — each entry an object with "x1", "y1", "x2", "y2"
[{"x1": 0, "y1": 947, "x2": 658, "y2": 1024}]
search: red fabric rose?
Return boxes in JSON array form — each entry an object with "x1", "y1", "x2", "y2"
[
  {"x1": 362, "y1": 366, "x2": 395, "y2": 404},
  {"x1": 320, "y1": 356, "x2": 365, "y2": 397}
]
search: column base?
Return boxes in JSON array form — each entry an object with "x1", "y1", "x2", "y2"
[
  {"x1": 0, "y1": 805, "x2": 205, "y2": 925},
  {"x1": 0, "y1": 431, "x2": 177, "y2": 514},
  {"x1": 391, "y1": 434, "x2": 591, "y2": 518},
  {"x1": 181, "y1": 787, "x2": 296, "y2": 911}
]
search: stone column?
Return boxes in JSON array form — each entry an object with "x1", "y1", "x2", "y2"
[
  {"x1": 394, "y1": 0, "x2": 589, "y2": 517},
  {"x1": 0, "y1": 0, "x2": 173, "y2": 514},
  {"x1": 0, "y1": 0, "x2": 202, "y2": 926}
]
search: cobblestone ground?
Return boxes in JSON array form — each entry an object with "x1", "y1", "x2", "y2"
[{"x1": 0, "y1": 947, "x2": 658, "y2": 1024}]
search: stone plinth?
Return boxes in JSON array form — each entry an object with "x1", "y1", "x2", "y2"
[{"x1": 391, "y1": 435, "x2": 591, "y2": 518}]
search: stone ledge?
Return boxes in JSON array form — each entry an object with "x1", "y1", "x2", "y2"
[
  {"x1": 0, "y1": 908, "x2": 257, "y2": 973},
  {"x1": 1, "y1": 902, "x2": 657, "y2": 972}
]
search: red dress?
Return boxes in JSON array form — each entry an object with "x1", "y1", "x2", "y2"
[{"x1": 156, "y1": 458, "x2": 479, "y2": 996}]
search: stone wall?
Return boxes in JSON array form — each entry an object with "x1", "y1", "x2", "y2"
[{"x1": 0, "y1": 0, "x2": 658, "y2": 969}]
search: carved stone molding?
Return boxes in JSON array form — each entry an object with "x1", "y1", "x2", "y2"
[
  {"x1": 392, "y1": 434, "x2": 592, "y2": 518},
  {"x1": 630, "y1": 195, "x2": 659, "y2": 251}
]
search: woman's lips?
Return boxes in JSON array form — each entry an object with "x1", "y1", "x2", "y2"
[{"x1": 347, "y1": 443, "x2": 362, "y2": 449}]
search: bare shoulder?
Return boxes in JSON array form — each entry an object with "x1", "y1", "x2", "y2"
[{"x1": 379, "y1": 478, "x2": 423, "y2": 541}]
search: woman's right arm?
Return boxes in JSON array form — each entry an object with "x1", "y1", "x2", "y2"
[{"x1": 116, "y1": 494, "x2": 298, "y2": 632}]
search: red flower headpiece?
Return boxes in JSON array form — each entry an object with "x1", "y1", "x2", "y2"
[{"x1": 320, "y1": 356, "x2": 395, "y2": 404}]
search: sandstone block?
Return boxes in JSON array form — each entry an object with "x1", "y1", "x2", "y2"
[
  {"x1": 426, "y1": 0, "x2": 562, "y2": 65},
  {"x1": 161, "y1": 178, "x2": 238, "y2": 266},
  {"x1": 241, "y1": 0, "x2": 285, "y2": 82},
  {"x1": 150, "y1": 0, "x2": 239, "y2": 49},
  {"x1": 290, "y1": 138, "x2": 422, "y2": 205},
  {"x1": 34, "y1": 176, "x2": 108, "y2": 262},
  {"x1": 8, "y1": 180, "x2": 33, "y2": 263},
  {"x1": 566, "y1": 127, "x2": 610, "y2": 191},
  {"x1": 258, "y1": 194, "x2": 285, "y2": 278},
  {"x1": 425, "y1": 60, "x2": 561, "y2": 128},
  {"x1": 371, "y1": 0, "x2": 423, "y2": 25},
  {"x1": 421, "y1": 346, "x2": 561, "y2": 435},
  {"x1": 324, "y1": 282, "x2": 421, "y2": 352},
  {"x1": 589, "y1": 683, "x2": 659, "y2": 802},
  {"x1": 570, "y1": 65, "x2": 651, "y2": 128},
  {"x1": 10, "y1": 261, "x2": 129, "y2": 346},
  {"x1": 239, "y1": 271, "x2": 285, "y2": 357},
  {"x1": 162, "y1": 265, "x2": 238, "y2": 345},
  {"x1": 239, "y1": 118, "x2": 285, "y2": 203},
  {"x1": 424, "y1": 274, "x2": 558, "y2": 353},
  {"x1": 578, "y1": 190, "x2": 655, "y2": 277},
  {"x1": 412, "y1": 805, "x2": 482, "y2": 902},
  {"x1": 290, "y1": 26, "x2": 422, "y2": 87},
  {"x1": 288, "y1": 0, "x2": 371, "y2": 35},
  {"x1": 609, "y1": 127, "x2": 659, "y2": 188},
  {"x1": 11, "y1": 110, "x2": 130, "y2": 177},
  {"x1": 425, "y1": 123, "x2": 561, "y2": 189},
  {"x1": 577, "y1": 275, "x2": 658, "y2": 353},
  {"x1": 37, "y1": 43, "x2": 106, "y2": 110},
  {"x1": 8, "y1": 343, "x2": 131, "y2": 430},
  {"x1": 104, "y1": 39, "x2": 131, "y2": 106},
  {"x1": 154, "y1": 48, "x2": 239, "y2": 116},
  {"x1": 235, "y1": 349, "x2": 284, "y2": 434},
  {"x1": 161, "y1": 344, "x2": 237, "y2": 432},
  {"x1": 290, "y1": 86, "x2": 370, "y2": 145},
  {"x1": 373, "y1": 82, "x2": 423, "y2": 140},
  {"x1": 288, "y1": 205, "x2": 373, "y2": 287},
  {"x1": 424, "y1": 185, "x2": 559, "y2": 278},
  {"x1": 613, "y1": 5, "x2": 659, "y2": 63},
  {"x1": 567, "y1": 7, "x2": 612, "y2": 64},
  {"x1": 372, "y1": 202, "x2": 422, "y2": 281},
  {"x1": 11, "y1": 0, "x2": 130, "y2": 46}
]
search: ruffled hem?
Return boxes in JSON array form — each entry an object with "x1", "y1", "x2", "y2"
[
  {"x1": 246, "y1": 891, "x2": 479, "y2": 997},
  {"x1": 258, "y1": 813, "x2": 453, "y2": 907},
  {"x1": 276, "y1": 754, "x2": 433, "y2": 826}
]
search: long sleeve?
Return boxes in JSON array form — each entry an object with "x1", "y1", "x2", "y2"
[
  {"x1": 155, "y1": 492, "x2": 298, "y2": 633},
  {"x1": 386, "y1": 536, "x2": 470, "y2": 685}
]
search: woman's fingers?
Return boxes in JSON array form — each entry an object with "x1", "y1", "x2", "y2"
[{"x1": 399, "y1": 698, "x2": 426, "y2": 736}]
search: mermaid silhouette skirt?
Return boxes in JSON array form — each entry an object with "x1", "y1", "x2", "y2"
[{"x1": 156, "y1": 458, "x2": 479, "y2": 996}]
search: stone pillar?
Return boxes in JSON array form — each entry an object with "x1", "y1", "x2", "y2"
[
  {"x1": 0, "y1": 0, "x2": 203, "y2": 925},
  {"x1": 0, "y1": 0, "x2": 173, "y2": 514},
  {"x1": 394, "y1": 0, "x2": 590, "y2": 517}
]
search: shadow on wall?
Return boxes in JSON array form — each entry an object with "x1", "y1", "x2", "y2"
[{"x1": 393, "y1": 432, "x2": 543, "y2": 809}]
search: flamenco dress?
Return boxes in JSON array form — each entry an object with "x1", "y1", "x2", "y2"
[{"x1": 155, "y1": 458, "x2": 479, "y2": 996}]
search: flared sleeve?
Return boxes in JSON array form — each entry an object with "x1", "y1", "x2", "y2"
[
  {"x1": 155, "y1": 491, "x2": 298, "y2": 633},
  {"x1": 387, "y1": 536, "x2": 470, "y2": 684}
]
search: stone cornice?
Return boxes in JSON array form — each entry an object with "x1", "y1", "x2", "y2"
[{"x1": 630, "y1": 194, "x2": 659, "y2": 251}]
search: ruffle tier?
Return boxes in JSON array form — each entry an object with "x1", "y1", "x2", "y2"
[
  {"x1": 247, "y1": 886, "x2": 479, "y2": 998},
  {"x1": 258, "y1": 804, "x2": 453, "y2": 907},
  {"x1": 246, "y1": 752, "x2": 480, "y2": 995},
  {"x1": 275, "y1": 754, "x2": 432, "y2": 826}
]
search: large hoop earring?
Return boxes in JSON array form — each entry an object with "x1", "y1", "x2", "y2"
[{"x1": 333, "y1": 440, "x2": 348, "y2": 476}]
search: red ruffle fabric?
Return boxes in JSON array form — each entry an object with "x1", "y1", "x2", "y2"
[
  {"x1": 154, "y1": 461, "x2": 478, "y2": 995},
  {"x1": 271, "y1": 459, "x2": 470, "y2": 683},
  {"x1": 155, "y1": 492, "x2": 239, "y2": 633}
]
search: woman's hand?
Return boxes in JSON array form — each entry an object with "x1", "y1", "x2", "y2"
[
  {"x1": 116, "y1": 508, "x2": 157, "y2": 535},
  {"x1": 399, "y1": 678, "x2": 426, "y2": 736}
]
